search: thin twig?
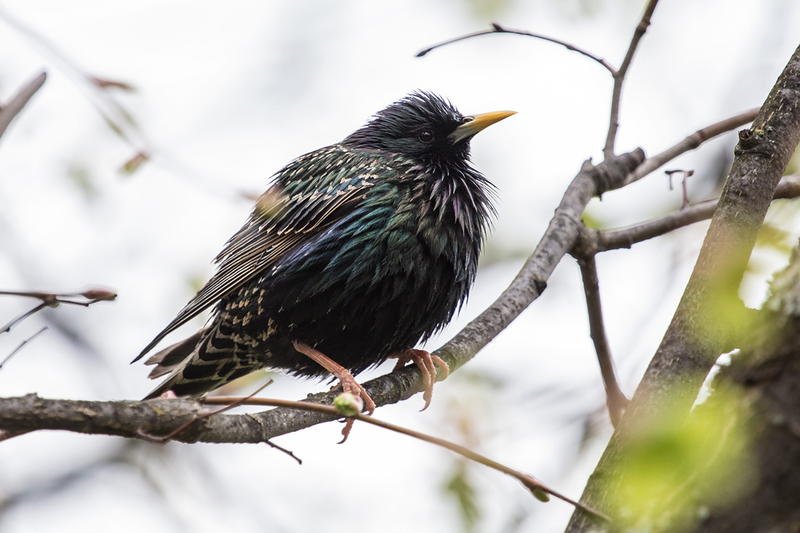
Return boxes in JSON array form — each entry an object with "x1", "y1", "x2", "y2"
[
  {"x1": 264, "y1": 439, "x2": 303, "y2": 464},
  {"x1": 604, "y1": 0, "x2": 659, "y2": 158},
  {"x1": 575, "y1": 258, "x2": 629, "y2": 427},
  {"x1": 203, "y1": 396, "x2": 609, "y2": 521},
  {"x1": 665, "y1": 169, "x2": 694, "y2": 208},
  {"x1": 625, "y1": 108, "x2": 759, "y2": 185},
  {"x1": 0, "y1": 302, "x2": 49, "y2": 335},
  {"x1": 0, "y1": 289, "x2": 116, "y2": 334},
  {"x1": 0, "y1": 72, "x2": 46, "y2": 141},
  {"x1": 0, "y1": 326, "x2": 48, "y2": 369},
  {"x1": 416, "y1": 23, "x2": 616, "y2": 74}
]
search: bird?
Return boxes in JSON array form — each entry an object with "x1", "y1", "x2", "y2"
[{"x1": 133, "y1": 91, "x2": 514, "y2": 439}]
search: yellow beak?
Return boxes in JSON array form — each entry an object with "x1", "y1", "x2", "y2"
[{"x1": 448, "y1": 110, "x2": 516, "y2": 144}]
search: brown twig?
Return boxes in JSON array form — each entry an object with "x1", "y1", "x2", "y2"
[
  {"x1": 0, "y1": 326, "x2": 48, "y2": 369},
  {"x1": 0, "y1": 72, "x2": 46, "y2": 141},
  {"x1": 625, "y1": 108, "x2": 759, "y2": 185},
  {"x1": 0, "y1": 289, "x2": 116, "y2": 334},
  {"x1": 416, "y1": 23, "x2": 616, "y2": 74},
  {"x1": 604, "y1": 0, "x2": 659, "y2": 158},
  {"x1": 0, "y1": 302, "x2": 50, "y2": 335},
  {"x1": 574, "y1": 257, "x2": 629, "y2": 427},
  {"x1": 202, "y1": 396, "x2": 609, "y2": 521},
  {"x1": 665, "y1": 169, "x2": 694, "y2": 208}
]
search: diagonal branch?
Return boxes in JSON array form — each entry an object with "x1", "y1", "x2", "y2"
[{"x1": 624, "y1": 108, "x2": 759, "y2": 185}]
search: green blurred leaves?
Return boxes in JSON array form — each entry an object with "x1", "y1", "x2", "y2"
[
  {"x1": 606, "y1": 384, "x2": 754, "y2": 531},
  {"x1": 444, "y1": 462, "x2": 481, "y2": 533}
]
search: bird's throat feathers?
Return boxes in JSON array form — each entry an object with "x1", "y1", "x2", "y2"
[{"x1": 412, "y1": 160, "x2": 496, "y2": 239}]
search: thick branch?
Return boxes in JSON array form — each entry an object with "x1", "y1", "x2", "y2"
[{"x1": 567, "y1": 42, "x2": 800, "y2": 532}]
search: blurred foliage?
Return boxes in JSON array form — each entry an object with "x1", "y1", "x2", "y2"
[
  {"x1": 606, "y1": 384, "x2": 754, "y2": 531},
  {"x1": 479, "y1": 239, "x2": 536, "y2": 267},
  {"x1": 785, "y1": 143, "x2": 800, "y2": 176},
  {"x1": 459, "y1": 0, "x2": 516, "y2": 20},
  {"x1": 443, "y1": 462, "x2": 481, "y2": 533},
  {"x1": 581, "y1": 210, "x2": 607, "y2": 230},
  {"x1": 691, "y1": 240, "x2": 760, "y2": 348},
  {"x1": 752, "y1": 222, "x2": 795, "y2": 258},
  {"x1": 119, "y1": 151, "x2": 150, "y2": 176},
  {"x1": 756, "y1": 198, "x2": 800, "y2": 253},
  {"x1": 66, "y1": 163, "x2": 98, "y2": 201},
  {"x1": 188, "y1": 273, "x2": 210, "y2": 295},
  {"x1": 439, "y1": 369, "x2": 503, "y2": 531},
  {"x1": 746, "y1": 198, "x2": 800, "y2": 305}
]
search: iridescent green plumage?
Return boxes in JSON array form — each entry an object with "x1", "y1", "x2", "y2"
[{"x1": 135, "y1": 92, "x2": 513, "y2": 401}]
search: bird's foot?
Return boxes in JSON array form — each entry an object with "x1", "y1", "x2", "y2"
[
  {"x1": 292, "y1": 341, "x2": 375, "y2": 443},
  {"x1": 390, "y1": 349, "x2": 449, "y2": 411}
]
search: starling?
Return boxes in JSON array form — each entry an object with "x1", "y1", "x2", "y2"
[{"x1": 134, "y1": 92, "x2": 514, "y2": 436}]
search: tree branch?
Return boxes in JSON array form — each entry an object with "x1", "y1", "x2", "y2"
[
  {"x1": 624, "y1": 108, "x2": 759, "y2": 185},
  {"x1": 575, "y1": 255, "x2": 629, "y2": 427}
]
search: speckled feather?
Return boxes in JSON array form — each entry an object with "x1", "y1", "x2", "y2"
[{"x1": 135, "y1": 92, "x2": 498, "y2": 399}]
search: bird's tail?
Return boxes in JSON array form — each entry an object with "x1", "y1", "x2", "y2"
[{"x1": 141, "y1": 325, "x2": 264, "y2": 400}]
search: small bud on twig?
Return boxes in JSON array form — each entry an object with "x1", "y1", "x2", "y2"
[{"x1": 333, "y1": 392, "x2": 363, "y2": 417}]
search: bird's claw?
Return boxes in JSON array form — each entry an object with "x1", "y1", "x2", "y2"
[{"x1": 391, "y1": 349, "x2": 449, "y2": 411}]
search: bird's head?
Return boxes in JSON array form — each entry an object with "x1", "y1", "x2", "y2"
[{"x1": 343, "y1": 92, "x2": 515, "y2": 165}]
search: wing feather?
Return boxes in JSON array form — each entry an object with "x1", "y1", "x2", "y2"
[{"x1": 133, "y1": 146, "x2": 384, "y2": 362}]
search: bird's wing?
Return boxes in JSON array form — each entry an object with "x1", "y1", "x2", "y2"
[{"x1": 133, "y1": 147, "x2": 385, "y2": 362}]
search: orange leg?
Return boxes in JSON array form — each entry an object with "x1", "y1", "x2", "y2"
[
  {"x1": 390, "y1": 349, "x2": 449, "y2": 411},
  {"x1": 292, "y1": 341, "x2": 375, "y2": 442}
]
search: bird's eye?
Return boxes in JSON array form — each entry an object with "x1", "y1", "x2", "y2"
[{"x1": 418, "y1": 131, "x2": 434, "y2": 143}]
